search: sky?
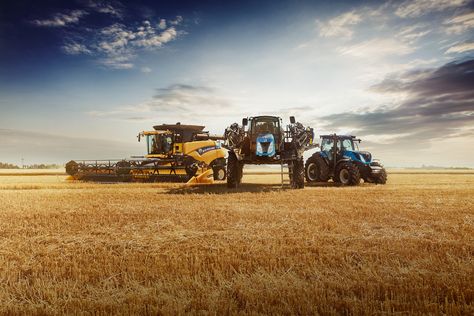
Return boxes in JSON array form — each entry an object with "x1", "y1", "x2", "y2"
[{"x1": 0, "y1": 0, "x2": 473, "y2": 167}]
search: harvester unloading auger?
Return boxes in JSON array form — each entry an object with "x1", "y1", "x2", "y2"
[{"x1": 66, "y1": 123, "x2": 227, "y2": 184}]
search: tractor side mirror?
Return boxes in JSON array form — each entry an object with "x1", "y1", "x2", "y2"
[
  {"x1": 290, "y1": 116, "x2": 296, "y2": 124},
  {"x1": 242, "y1": 118, "x2": 248, "y2": 126}
]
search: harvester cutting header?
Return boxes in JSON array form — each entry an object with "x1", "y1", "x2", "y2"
[{"x1": 66, "y1": 123, "x2": 227, "y2": 183}]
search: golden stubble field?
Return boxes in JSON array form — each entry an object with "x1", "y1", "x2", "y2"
[{"x1": 0, "y1": 170, "x2": 473, "y2": 315}]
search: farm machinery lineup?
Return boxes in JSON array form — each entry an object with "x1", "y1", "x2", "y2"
[
  {"x1": 66, "y1": 123, "x2": 227, "y2": 184},
  {"x1": 66, "y1": 119, "x2": 387, "y2": 187}
]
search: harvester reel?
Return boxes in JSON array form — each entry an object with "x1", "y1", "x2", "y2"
[
  {"x1": 115, "y1": 160, "x2": 131, "y2": 175},
  {"x1": 65, "y1": 160, "x2": 79, "y2": 176}
]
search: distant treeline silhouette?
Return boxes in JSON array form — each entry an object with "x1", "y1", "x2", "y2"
[{"x1": 0, "y1": 162, "x2": 62, "y2": 169}]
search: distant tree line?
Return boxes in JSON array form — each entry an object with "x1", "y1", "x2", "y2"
[
  {"x1": 0, "y1": 162, "x2": 63, "y2": 169},
  {"x1": 0, "y1": 162, "x2": 20, "y2": 169}
]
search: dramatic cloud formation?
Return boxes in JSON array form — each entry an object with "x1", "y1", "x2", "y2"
[
  {"x1": 444, "y1": 11, "x2": 474, "y2": 34},
  {"x1": 318, "y1": 11, "x2": 362, "y2": 38},
  {"x1": 395, "y1": 0, "x2": 469, "y2": 18},
  {"x1": 31, "y1": 1, "x2": 184, "y2": 69},
  {"x1": 88, "y1": 84, "x2": 239, "y2": 120},
  {"x1": 32, "y1": 10, "x2": 87, "y2": 27},
  {"x1": 338, "y1": 38, "x2": 415, "y2": 58},
  {"x1": 86, "y1": 0, "x2": 124, "y2": 18},
  {"x1": 446, "y1": 42, "x2": 474, "y2": 54},
  {"x1": 60, "y1": 19, "x2": 182, "y2": 69},
  {"x1": 320, "y1": 59, "x2": 474, "y2": 145}
]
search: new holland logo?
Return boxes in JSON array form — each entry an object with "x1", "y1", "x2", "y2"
[{"x1": 197, "y1": 146, "x2": 218, "y2": 155}]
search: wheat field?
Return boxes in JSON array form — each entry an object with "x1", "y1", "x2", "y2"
[{"x1": 0, "y1": 170, "x2": 473, "y2": 315}]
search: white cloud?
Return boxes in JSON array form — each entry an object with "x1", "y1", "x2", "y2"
[
  {"x1": 318, "y1": 11, "x2": 362, "y2": 38},
  {"x1": 62, "y1": 42, "x2": 91, "y2": 55},
  {"x1": 61, "y1": 17, "x2": 182, "y2": 69},
  {"x1": 338, "y1": 38, "x2": 415, "y2": 58},
  {"x1": 443, "y1": 11, "x2": 474, "y2": 34},
  {"x1": 32, "y1": 10, "x2": 87, "y2": 27},
  {"x1": 158, "y1": 19, "x2": 167, "y2": 30},
  {"x1": 445, "y1": 42, "x2": 474, "y2": 54},
  {"x1": 396, "y1": 24, "x2": 430, "y2": 43},
  {"x1": 141, "y1": 67, "x2": 152, "y2": 73},
  {"x1": 395, "y1": 0, "x2": 469, "y2": 18},
  {"x1": 87, "y1": 0, "x2": 124, "y2": 18},
  {"x1": 170, "y1": 16, "x2": 183, "y2": 26}
]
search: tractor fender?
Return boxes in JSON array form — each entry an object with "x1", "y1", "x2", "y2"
[
  {"x1": 335, "y1": 158, "x2": 352, "y2": 169},
  {"x1": 312, "y1": 151, "x2": 330, "y2": 166}
]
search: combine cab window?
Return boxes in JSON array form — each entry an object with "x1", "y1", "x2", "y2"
[{"x1": 147, "y1": 134, "x2": 173, "y2": 154}]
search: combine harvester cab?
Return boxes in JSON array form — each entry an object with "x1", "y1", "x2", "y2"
[{"x1": 66, "y1": 123, "x2": 227, "y2": 184}]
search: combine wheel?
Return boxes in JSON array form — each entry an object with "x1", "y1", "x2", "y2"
[
  {"x1": 336, "y1": 162, "x2": 360, "y2": 186},
  {"x1": 290, "y1": 159, "x2": 305, "y2": 189},
  {"x1": 65, "y1": 160, "x2": 79, "y2": 176},
  {"x1": 211, "y1": 158, "x2": 227, "y2": 180},
  {"x1": 227, "y1": 152, "x2": 242, "y2": 188},
  {"x1": 305, "y1": 154, "x2": 329, "y2": 182},
  {"x1": 185, "y1": 163, "x2": 198, "y2": 178},
  {"x1": 212, "y1": 166, "x2": 227, "y2": 181}
]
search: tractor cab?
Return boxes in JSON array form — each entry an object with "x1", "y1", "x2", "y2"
[
  {"x1": 242, "y1": 116, "x2": 283, "y2": 158},
  {"x1": 320, "y1": 135, "x2": 365, "y2": 162}
]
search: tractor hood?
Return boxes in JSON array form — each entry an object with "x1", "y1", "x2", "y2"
[
  {"x1": 343, "y1": 150, "x2": 372, "y2": 164},
  {"x1": 256, "y1": 133, "x2": 276, "y2": 157}
]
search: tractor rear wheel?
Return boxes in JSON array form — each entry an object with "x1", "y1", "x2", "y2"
[
  {"x1": 227, "y1": 152, "x2": 242, "y2": 188},
  {"x1": 290, "y1": 159, "x2": 305, "y2": 189},
  {"x1": 305, "y1": 154, "x2": 329, "y2": 182},
  {"x1": 336, "y1": 162, "x2": 360, "y2": 186}
]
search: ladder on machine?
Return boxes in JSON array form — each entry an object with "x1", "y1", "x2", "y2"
[{"x1": 280, "y1": 159, "x2": 291, "y2": 187}]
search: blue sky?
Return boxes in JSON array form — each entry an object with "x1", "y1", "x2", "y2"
[{"x1": 0, "y1": 0, "x2": 473, "y2": 167}]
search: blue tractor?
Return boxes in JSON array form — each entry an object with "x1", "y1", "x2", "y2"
[{"x1": 305, "y1": 134, "x2": 387, "y2": 185}]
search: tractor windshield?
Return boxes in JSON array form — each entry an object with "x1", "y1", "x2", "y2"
[
  {"x1": 253, "y1": 118, "x2": 279, "y2": 134},
  {"x1": 341, "y1": 139, "x2": 355, "y2": 151}
]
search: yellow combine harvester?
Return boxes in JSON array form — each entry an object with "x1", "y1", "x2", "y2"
[{"x1": 66, "y1": 123, "x2": 227, "y2": 184}]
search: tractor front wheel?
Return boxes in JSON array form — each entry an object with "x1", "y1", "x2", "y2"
[
  {"x1": 227, "y1": 152, "x2": 242, "y2": 188},
  {"x1": 336, "y1": 162, "x2": 360, "y2": 186},
  {"x1": 290, "y1": 159, "x2": 305, "y2": 189},
  {"x1": 374, "y1": 168, "x2": 387, "y2": 184}
]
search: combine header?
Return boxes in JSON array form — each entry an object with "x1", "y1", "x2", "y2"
[{"x1": 66, "y1": 123, "x2": 227, "y2": 184}]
